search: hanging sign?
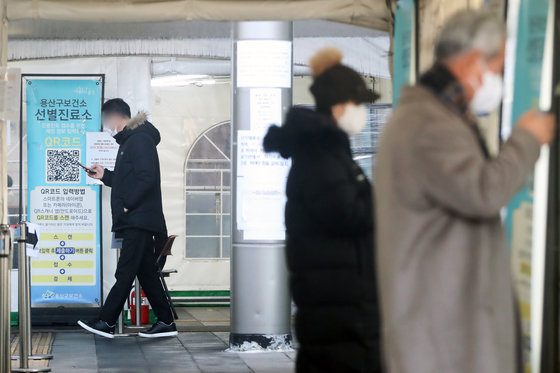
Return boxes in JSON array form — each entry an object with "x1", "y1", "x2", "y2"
[{"x1": 26, "y1": 77, "x2": 103, "y2": 306}]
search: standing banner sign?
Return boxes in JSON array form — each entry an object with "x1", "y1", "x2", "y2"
[
  {"x1": 504, "y1": 1, "x2": 551, "y2": 371},
  {"x1": 392, "y1": 0, "x2": 416, "y2": 104},
  {"x1": 25, "y1": 76, "x2": 104, "y2": 308}
]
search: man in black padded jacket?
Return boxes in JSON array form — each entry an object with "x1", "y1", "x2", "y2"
[
  {"x1": 264, "y1": 47, "x2": 383, "y2": 372},
  {"x1": 78, "y1": 98, "x2": 176, "y2": 339}
]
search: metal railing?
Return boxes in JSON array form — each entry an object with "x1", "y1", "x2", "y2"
[
  {"x1": 0, "y1": 224, "x2": 11, "y2": 373},
  {"x1": 11, "y1": 222, "x2": 52, "y2": 373}
]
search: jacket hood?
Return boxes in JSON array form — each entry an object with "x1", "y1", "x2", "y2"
[
  {"x1": 114, "y1": 111, "x2": 161, "y2": 145},
  {"x1": 263, "y1": 107, "x2": 349, "y2": 159}
]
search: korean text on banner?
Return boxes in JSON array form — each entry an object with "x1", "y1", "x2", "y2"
[{"x1": 26, "y1": 78, "x2": 103, "y2": 306}]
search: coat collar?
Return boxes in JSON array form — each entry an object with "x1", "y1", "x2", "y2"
[
  {"x1": 125, "y1": 111, "x2": 148, "y2": 131},
  {"x1": 263, "y1": 107, "x2": 351, "y2": 159},
  {"x1": 113, "y1": 111, "x2": 149, "y2": 145},
  {"x1": 400, "y1": 76, "x2": 490, "y2": 160},
  {"x1": 419, "y1": 64, "x2": 477, "y2": 125}
]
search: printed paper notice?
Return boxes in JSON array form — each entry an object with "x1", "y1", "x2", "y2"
[
  {"x1": 236, "y1": 40, "x2": 292, "y2": 88},
  {"x1": 86, "y1": 132, "x2": 119, "y2": 185},
  {"x1": 236, "y1": 130, "x2": 291, "y2": 240},
  {"x1": 250, "y1": 88, "x2": 282, "y2": 131}
]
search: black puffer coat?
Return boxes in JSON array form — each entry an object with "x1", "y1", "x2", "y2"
[
  {"x1": 264, "y1": 107, "x2": 382, "y2": 373},
  {"x1": 101, "y1": 112, "x2": 167, "y2": 235}
]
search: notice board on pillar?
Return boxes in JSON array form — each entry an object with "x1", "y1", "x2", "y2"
[
  {"x1": 24, "y1": 75, "x2": 104, "y2": 309},
  {"x1": 234, "y1": 40, "x2": 292, "y2": 241}
]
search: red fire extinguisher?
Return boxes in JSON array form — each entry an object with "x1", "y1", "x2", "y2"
[{"x1": 130, "y1": 289, "x2": 150, "y2": 325}]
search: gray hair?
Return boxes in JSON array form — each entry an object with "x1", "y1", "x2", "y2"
[{"x1": 435, "y1": 10, "x2": 507, "y2": 61}]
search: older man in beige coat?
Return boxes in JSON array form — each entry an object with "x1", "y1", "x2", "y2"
[{"x1": 375, "y1": 11, "x2": 556, "y2": 373}]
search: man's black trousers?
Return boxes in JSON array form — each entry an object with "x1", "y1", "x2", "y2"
[{"x1": 99, "y1": 228, "x2": 173, "y2": 325}]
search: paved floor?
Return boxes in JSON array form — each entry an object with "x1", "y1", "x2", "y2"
[
  {"x1": 49, "y1": 331, "x2": 296, "y2": 373},
  {"x1": 10, "y1": 307, "x2": 297, "y2": 373},
  {"x1": 174, "y1": 307, "x2": 231, "y2": 332}
]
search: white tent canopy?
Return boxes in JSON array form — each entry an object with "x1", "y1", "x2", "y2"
[
  {"x1": 7, "y1": 18, "x2": 391, "y2": 78},
  {"x1": 7, "y1": 0, "x2": 392, "y2": 31},
  {"x1": 4, "y1": 0, "x2": 393, "y2": 77},
  {"x1": 8, "y1": 35, "x2": 391, "y2": 78}
]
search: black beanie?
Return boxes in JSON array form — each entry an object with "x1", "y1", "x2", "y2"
[{"x1": 309, "y1": 47, "x2": 379, "y2": 114}]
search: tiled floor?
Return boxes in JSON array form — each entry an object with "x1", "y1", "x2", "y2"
[
  {"x1": 10, "y1": 307, "x2": 296, "y2": 373},
  {"x1": 174, "y1": 307, "x2": 232, "y2": 332},
  {"x1": 48, "y1": 332, "x2": 296, "y2": 373}
]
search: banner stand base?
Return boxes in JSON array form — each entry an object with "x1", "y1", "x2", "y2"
[{"x1": 30, "y1": 307, "x2": 100, "y2": 326}]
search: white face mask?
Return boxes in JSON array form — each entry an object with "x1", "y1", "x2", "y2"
[
  {"x1": 104, "y1": 126, "x2": 117, "y2": 137},
  {"x1": 103, "y1": 119, "x2": 119, "y2": 137},
  {"x1": 469, "y1": 67, "x2": 504, "y2": 116},
  {"x1": 337, "y1": 104, "x2": 368, "y2": 136}
]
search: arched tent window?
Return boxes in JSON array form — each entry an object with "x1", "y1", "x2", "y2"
[{"x1": 184, "y1": 122, "x2": 231, "y2": 258}]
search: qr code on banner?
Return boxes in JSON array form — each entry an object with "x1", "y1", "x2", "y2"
[{"x1": 45, "y1": 149, "x2": 81, "y2": 183}]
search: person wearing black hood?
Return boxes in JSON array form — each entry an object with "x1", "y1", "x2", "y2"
[
  {"x1": 263, "y1": 48, "x2": 383, "y2": 372},
  {"x1": 78, "y1": 98, "x2": 176, "y2": 339}
]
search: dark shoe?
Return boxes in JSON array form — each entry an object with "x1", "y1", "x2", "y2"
[
  {"x1": 138, "y1": 321, "x2": 178, "y2": 338},
  {"x1": 78, "y1": 319, "x2": 115, "y2": 339}
]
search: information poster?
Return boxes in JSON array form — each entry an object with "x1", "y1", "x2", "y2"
[
  {"x1": 236, "y1": 130, "x2": 290, "y2": 240},
  {"x1": 250, "y1": 88, "x2": 282, "y2": 131},
  {"x1": 504, "y1": 0, "x2": 549, "y2": 371},
  {"x1": 392, "y1": 0, "x2": 415, "y2": 104},
  {"x1": 236, "y1": 40, "x2": 292, "y2": 88},
  {"x1": 85, "y1": 132, "x2": 119, "y2": 185},
  {"x1": 26, "y1": 77, "x2": 103, "y2": 306}
]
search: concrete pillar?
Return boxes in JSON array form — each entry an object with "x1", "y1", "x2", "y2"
[{"x1": 230, "y1": 21, "x2": 293, "y2": 350}]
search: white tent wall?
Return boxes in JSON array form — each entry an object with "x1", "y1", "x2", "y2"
[
  {"x1": 8, "y1": 56, "x2": 153, "y2": 301},
  {"x1": 153, "y1": 81, "x2": 232, "y2": 291},
  {"x1": 154, "y1": 73, "x2": 389, "y2": 291},
  {"x1": 153, "y1": 75, "x2": 320, "y2": 291},
  {"x1": 8, "y1": 36, "x2": 391, "y2": 79},
  {"x1": 9, "y1": 45, "x2": 391, "y2": 290}
]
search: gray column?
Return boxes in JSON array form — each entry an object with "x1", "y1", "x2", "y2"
[{"x1": 230, "y1": 21, "x2": 293, "y2": 349}]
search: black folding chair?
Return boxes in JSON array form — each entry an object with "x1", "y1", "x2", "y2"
[{"x1": 155, "y1": 235, "x2": 179, "y2": 320}]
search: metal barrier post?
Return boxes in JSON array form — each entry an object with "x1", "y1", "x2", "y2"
[
  {"x1": 17, "y1": 223, "x2": 29, "y2": 370},
  {"x1": 135, "y1": 279, "x2": 141, "y2": 327},
  {"x1": 24, "y1": 249, "x2": 52, "y2": 362},
  {"x1": 11, "y1": 223, "x2": 50, "y2": 373},
  {"x1": 127, "y1": 278, "x2": 143, "y2": 330},
  {"x1": 0, "y1": 224, "x2": 11, "y2": 373},
  {"x1": 117, "y1": 249, "x2": 124, "y2": 335}
]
